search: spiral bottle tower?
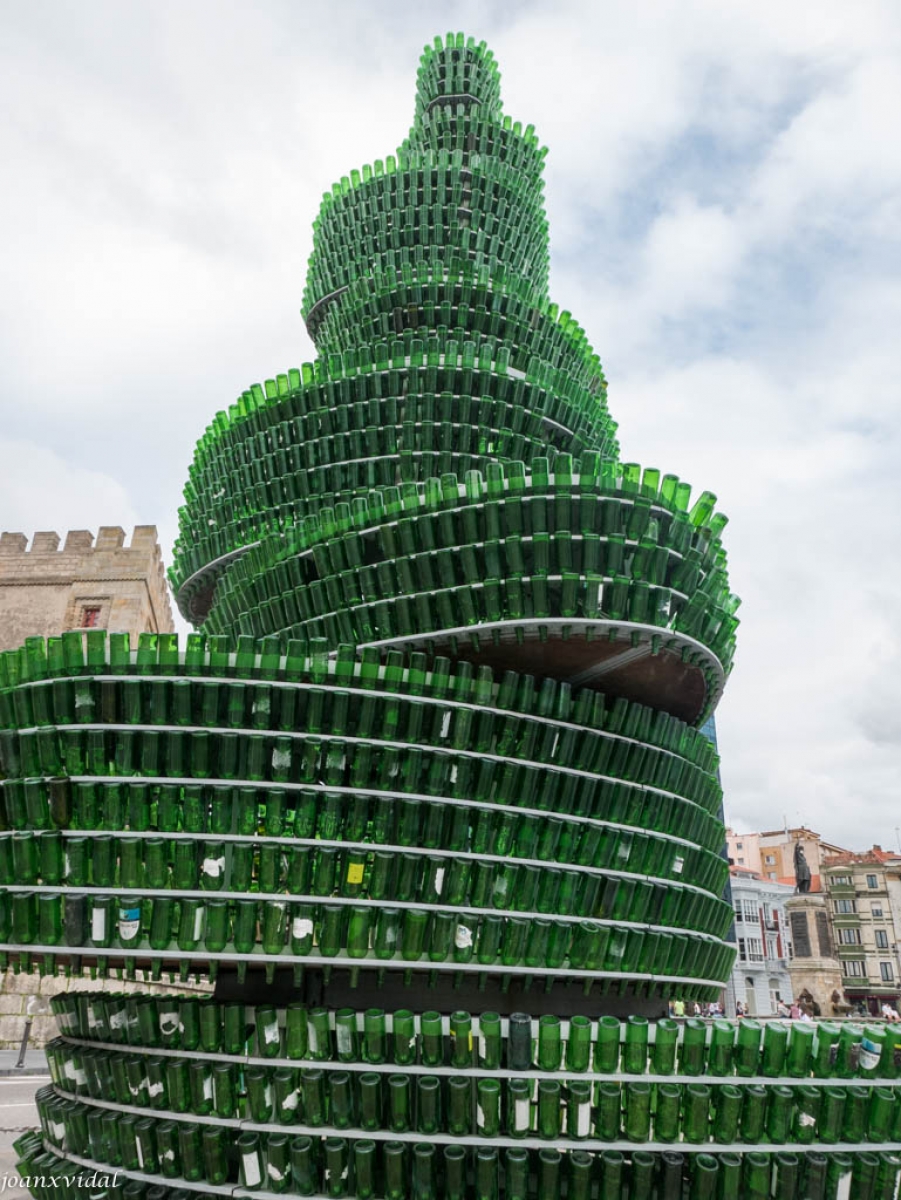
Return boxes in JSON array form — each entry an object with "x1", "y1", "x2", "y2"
[{"x1": 4, "y1": 33, "x2": 899, "y2": 1200}]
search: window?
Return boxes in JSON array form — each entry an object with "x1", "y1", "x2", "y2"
[
  {"x1": 834, "y1": 899, "x2": 857, "y2": 915},
  {"x1": 881, "y1": 963, "x2": 894, "y2": 982},
  {"x1": 830, "y1": 875, "x2": 851, "y2": 885},
  {"x1": 80, "y1": 606, "x2": 102, "y2": 628},
  {"x1": 742, "y1": 937, "x2": 764, "y2": 963},
  {"x1": 737, "y1": 857, "x2": 745, "y2": 864},
  {"x1": 767, "y1": 872, "x2": 777, "y2": 880},
  {"x1": 866, "y1": 874, "x2": 879, "y2": 889},
  {"x1": 875, "y1": 930, "x2": 889, "y2": 949},
  {"x1": 742, "y1": 900, "x2": 757, "y2": 923},
  {"x1": 844, "y1": 960, "x2": 866, "y2": 977},
  {"x1": 764, "y1": 854, "x2": 776, "y2": 865},
  {"x1": 872, "y1": 904, "x2": 884, "y2": 918},
  {"x1": 838, "y1": 928, "x2": 862, "y2": 945},
  {"x1": 736, "y1": 842, "x2": 743, "y2": 850}
]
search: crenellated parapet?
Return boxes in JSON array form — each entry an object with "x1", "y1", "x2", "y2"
[{"x1": 0, "y1": 526, "x2": 174, "y2": 651}]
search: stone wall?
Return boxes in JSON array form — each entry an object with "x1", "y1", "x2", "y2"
[
  {"x1": 0, "y1": 969, "x2": 211, "y2": 1049},
  {"x1": 0, "y1": 526, "x2": 175, "y2": 652}
]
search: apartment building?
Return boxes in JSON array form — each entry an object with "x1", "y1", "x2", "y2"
[
  {"x1": 726, "y1": 826, "x2": 849, "y2": 892},
  {"x1": 729, "y1": 868, "x2": 795, "y2": 1016},
  {"x1": 821, "y1": 847, "x2": 901, "y2": 1016}
]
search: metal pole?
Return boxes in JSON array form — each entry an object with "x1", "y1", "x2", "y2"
[{"x1": 14, "y1": 1017, "x2": 33, "y2": 1070}]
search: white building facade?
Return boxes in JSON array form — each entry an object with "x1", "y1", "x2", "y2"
[{"x1": 729, "y1": 871, "x2": 795, "y2": 1016}]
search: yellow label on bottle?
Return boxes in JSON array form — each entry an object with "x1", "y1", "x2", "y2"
[{"x1": 346, "y1": 861, "x2": 365, "y2": 884}]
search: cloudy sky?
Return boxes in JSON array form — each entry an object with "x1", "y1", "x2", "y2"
[{"x1": 2, "y1": 1, "x2": 899, "y2": 852}]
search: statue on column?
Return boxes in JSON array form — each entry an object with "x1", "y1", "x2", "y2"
[{"x1": 794, "y1": 843, "x2": 812, "y2": 893}]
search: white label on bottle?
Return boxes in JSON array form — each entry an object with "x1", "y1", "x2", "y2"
[
  {"x1": 91, "y1": 907, "x2": 106, "y2": 942},
  {"x1": 243, "y1": 1153, "x2": 262, "y2": 1188},
  {"x1": 159, "y1": 1012, "x2": 179, "y2": 1033},
  {"x1": 264, "y1": 1084, "x2": 273, "y2": 1110},
  {"x1": 109, "y1": 1011, "x2": 126, "y2": 1030},
  {"x1": 293, "y1": 917, "x2": 313, "y2": 939},
  {"x1": 252, "y1": 696, "x2": 271, "y2": 716},
  {"x1": 148, "y1": 1081, "x2": 164, "y2": 1099},
  {"x1": 64, "y1": 1060, "x2": 77, "y2": 1081},
  {"x1": 136, "y1": 1140, "x2": 144, "y2": 1169},
  {"x1": 63, "y1": 853, "x2": 70, "y2": 877},
  {"x1": 263, "y1": 1021, "x2": 280, "y2": 1044},
  {"x1": 271, "y1": 748, "x2": 292, "y2": 772},
  {"x1": 268, "y1": 1165, "x2": 284, "y2": 1183},
  {"x1": 75, "y1": 692, "x2": 93, "y2": 710},
  {"x1": 576, "y1": 1101, "x2": 590, "y2": 1137},
  {"x1": 203, "y1": 1075, "x2": 213, "y2": 1100},
  {"x1": 281, "y1": 1089, "x2": 299, "y2": 1111},
  {"x1": 52, "y1": 1121, "x2": 66, "y2": 1143},
  {"x1": 672, "y1": 856, "x2": 685, "y2": 875},
  {"x1": 798, "y1": 1112, "x2": 816, "y2": 1127},
  {"x1": 449, "y1": 763, "x2": 458, "y2": 783},
  {"x1": 87, "y1": 1004, "x2": 99, "y2": 1029},
  {"x1": 609, "y1": 938, "x2": 624, "y2": 958},
  {"x1": 202, "y1": 856, "x2": 225, "y2": 879},
  {"x1": 493, "y1": 876, "x2": 508, "y2": 898},
  {"x1": 336, "y1": 1024, "x2": 353, "y2": 1055},
  {"x1": 476, "y1": 1104, "x2": 486, "y2": 1131},
  {"x1": 859, "y1": 1037, "x2": 880, "y2": 1071},
  {"x1": 434, "y1": 867, "x2": 445, "y2": 896},
  {"x1": 71, "y1": 1067, "x2": 86, "y2": 1085},
  {"x1": 193, "y1": 906, "x2": 205, "y2": 940},
  {"x1": 119, "y1": 906, "x2": 141, "y2": 942},
  {"x1": 515, "y1": 1098, "x2": 530, "y2": 1130},
  {"x1": 455, "y1": 924, "x2": 473, "y2": 949},
  {"x1": 440, "y1": 711, "x2": 451, "y2": 738},
  {"x1": 836, "y1": 1173, "x2": 852, "y2": 1200},
  {"x1": 617, "y1": 840, "x2": 631, "y2": 860},
  {"x1": 161, "y1": 1150, "x2": 175, "y2": 1164}
]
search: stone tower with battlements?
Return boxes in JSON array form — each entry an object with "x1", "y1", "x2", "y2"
[{"x1": 0, "y1": 526, "x2": 174, "y2": 652}]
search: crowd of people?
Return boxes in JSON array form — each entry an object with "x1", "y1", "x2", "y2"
[{"x1": 668, "y1": 993, "x2": 901, "y2": 1021}]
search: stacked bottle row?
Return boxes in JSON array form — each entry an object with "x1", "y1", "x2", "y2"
[
  {"x1": 0, "y1": 896, "x2": 732, "y2": 991},
  {"x1": 33, "y1": 993, "x2": 901, "y2": 1196},
  {"x1": 0, "y1": 630, "x2": 721, "y2": 773},
  {"x1": 27, "y1": 1091, "x2": 901, "y2": 1200},
  {"x1": 42, "y1": 1023, "x2": 901, "y2": 1142},
  {"x1": 50, "y1": 998, "x2": 901, "y2": 1085},
  {"x1": 173, "y1": 331, "x2": 617, "y2": 598},
  {"x1": 304, "y1": 159, "x2": 550, "y2": 314},
  {"x1": 311, "y1": 268, "x2": 606, "y2": 397},
  {"x1": 305, "y1": 54, "x2": 548, "y2": 316},
  {"x1": 177, "y1": 372, "x2": 608, "y2": 583},
  {"x1": 15, "y1": 1131, "x2": 190, "y2": 1200},
  {"x1": 0, "y1": 653, "x2": 725, "y2": 814},
  {"x1": 200, "y1": 461, "x2": 737, "y2": 699},
  {"x1": 411, "y1": 35, "x2": 504, "y2": 120},
  {"x1": 0, "y1": 635, "x2": 732, "y2": 991}
]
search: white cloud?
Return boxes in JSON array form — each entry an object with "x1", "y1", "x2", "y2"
[{"x1": 0, "y1": 439, "x2": 140, "y2": 535}]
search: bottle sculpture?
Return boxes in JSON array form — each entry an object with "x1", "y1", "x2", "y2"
[{"x1": 3, "y1": 32, "x2": 895, "y2": 1200}]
